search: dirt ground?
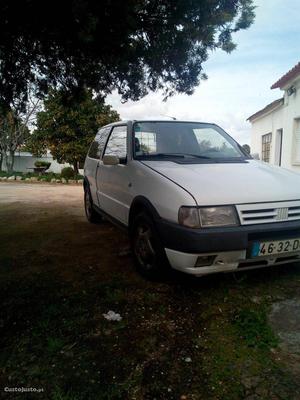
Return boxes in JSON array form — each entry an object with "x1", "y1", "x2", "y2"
[
  {"x1": 0, "y1": 182, "x2": 83, "y2": 206},
  {"x1": 1, "y1": 182, "x2": 300, "y2": 400}
]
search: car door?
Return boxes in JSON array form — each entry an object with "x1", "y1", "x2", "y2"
[
  {"x1": 84, "y1": 127, "x2": 111, "y2": 204},
  {"x1": 97, "y1": 124, "x2": 130, "y2": 224}
]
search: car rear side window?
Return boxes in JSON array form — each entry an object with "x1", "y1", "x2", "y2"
[{"x1": 88, "y1": 127, "x2": 111, "y2": 159}]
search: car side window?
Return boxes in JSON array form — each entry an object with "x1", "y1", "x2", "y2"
[
  {"x1": 103, "y1": 125, "x2": 127, "y2": 159},
  {"x1": 88, "y1": 127, "x2": 111, "y2": 159}
]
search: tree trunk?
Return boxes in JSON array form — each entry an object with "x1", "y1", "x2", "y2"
[
  {"x1": 6, "y1": 150, "x2": 15, "y2": 173},
  {"x1": 0, "y1": 151, "x2": 3, "y2": 171},
  {"x1": 73, "y1": 161, "x2": 79, "y2": 175},
  {"x1": 3, "y1": 151, "x2": 8, "y2": 172}
]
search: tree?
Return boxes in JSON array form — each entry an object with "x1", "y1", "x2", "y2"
[
  {"x1": 29, "y1": 90, "x2": 120, "y2": 174},
  {"x1": 0, "y1": 0, "x2": 255, "y2": 110},
  {"x1": 0, "y1": 95, "x2": 40, "y2": 172},
  {"x1": 0, "y1": 112, "x2": 29, "y2": 172}
]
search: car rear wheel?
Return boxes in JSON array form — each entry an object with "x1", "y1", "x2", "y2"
[
  {"x1": 84, "y1": 186, "x2": 103, "y2": 223},
  {"x1": 130, "y1": 212, "x2": 169, "y2": 279}
]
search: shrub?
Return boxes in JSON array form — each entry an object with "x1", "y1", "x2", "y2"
[
  {"x1": 34, "y1": 160, "x2": 51, "y2": 170},
  {"x1": 61, "y1": 167, "x2": 75, "y2": 179}
]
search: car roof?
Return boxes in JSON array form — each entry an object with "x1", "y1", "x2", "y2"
[{"x1": 103, "y1": 119, "x2": 217, "y2": 128}]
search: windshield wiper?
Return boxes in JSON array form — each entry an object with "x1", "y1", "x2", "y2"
[
  {"x1": 179, "y1": 153, "x2": 211, "y2": 159},
  {"x1": 139, "y1": 153, "x2": 211, "y2": 159},
  {"x1": 139, "y1": 153, "x2": 185, "y2": 158}
]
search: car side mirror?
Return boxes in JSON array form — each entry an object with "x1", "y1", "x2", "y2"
[{"x1": 103, "y1": 155, "x2": 120, "y2": 165}]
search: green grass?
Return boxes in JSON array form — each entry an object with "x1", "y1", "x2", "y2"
[
  {"x1": 233, "y1": 307, "x2": 279, "y2": 350},
  {"x1": 47, "y1": 337, "x2": 66, "y2": 354},
  {"x1": 1, "y1": 270, "x2": 299, "y2": 400}
]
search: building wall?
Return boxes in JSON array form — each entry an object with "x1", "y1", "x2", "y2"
[
  {"x1": 250, "y1": 76, "x2": 300, "y2": 173},
  {"x1": 250, "y1": 107, "x2": 284, "y2": 165},
  {"x1": 282, "y1": 79, "x2": 300, "y2": 171},
  {"x1": 2, "y1": 152, "x2": 72, "y2": 173}
]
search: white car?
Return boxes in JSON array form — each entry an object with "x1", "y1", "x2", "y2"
[{"x1": 84, "y1": 120, "x2": 300, "y2": 278}]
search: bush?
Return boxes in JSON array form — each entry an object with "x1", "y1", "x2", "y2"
[
  {"x1": 61, "y1": 167, "x2": 75, "y2": 179},
  {"x1": 34, "y1": 160, "x2": 51, "y2": 170}
]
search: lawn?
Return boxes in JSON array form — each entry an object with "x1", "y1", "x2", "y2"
[{"x1": 1, "y1": 189, "x2": 300, "y2": 399}]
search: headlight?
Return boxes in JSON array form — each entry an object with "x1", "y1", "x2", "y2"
[
  {"x1": 199, "y1": 206, "x2": 239, "y2": 227},
  {"x1": 178, "y1": 206, "x2": 201, "y2": 228},
  {"x1": 178, "y1": 206, "x2": 239, "y2": 228}
]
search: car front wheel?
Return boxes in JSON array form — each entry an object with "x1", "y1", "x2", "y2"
[{"x1": 130, "y1": 212, "x2": 169, "y2": 279}]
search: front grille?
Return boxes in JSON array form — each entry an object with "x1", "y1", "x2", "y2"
[{"x1": 236, "y1": 200, "x2": 300, "y2": 225}]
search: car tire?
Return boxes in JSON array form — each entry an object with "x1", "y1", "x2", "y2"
[
  {"x1": 84, "y1": 186, "x2": 103, "y2": 224},
  {"x1": 130, "y1": 212, "x2": 169, "y2": 279}
]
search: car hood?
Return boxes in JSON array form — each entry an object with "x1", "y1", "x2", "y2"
[{"x1": 142, "y1": 160, "x2": 300, "y2": 205}]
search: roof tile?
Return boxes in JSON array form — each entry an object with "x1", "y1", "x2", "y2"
[
  {"x1": 271, "y1": 62, "x2": 300, "y2": 89},
  {"x1": 247, "y1": 98, "x2": 283, "y2": 121}
]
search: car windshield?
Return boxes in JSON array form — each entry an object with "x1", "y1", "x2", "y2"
[{"x1": 133, "y1": 121, "x2": 248, "y2": 162}]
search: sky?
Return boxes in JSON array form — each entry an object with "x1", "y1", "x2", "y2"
[{"x1": 107, "y1": 0, "x2": 300, "y2": 145}]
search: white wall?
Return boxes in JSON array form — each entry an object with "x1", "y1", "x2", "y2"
[
  {"x1": 250, "y1": 106, "x2": 284, "y2": 164},
  {"x1": 2, "y1": 152, "x2": 72, "y2": 173},
  {"x1": 282, "y1": 78, "x2": 300, "y2": 171},
  {"x1": 250, "y1": 75, "x2": 300, "y2": 173}
]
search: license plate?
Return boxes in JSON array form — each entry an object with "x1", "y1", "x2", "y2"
[{"x1": 251, "y1": 238, "x2": 300, "y2": 257}]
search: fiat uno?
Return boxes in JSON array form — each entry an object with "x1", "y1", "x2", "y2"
[{"x1": 84, "y1": 120, "x2": 300, "y2": 278}]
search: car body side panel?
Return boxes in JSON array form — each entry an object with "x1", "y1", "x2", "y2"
[
  {"x1": 96, "y1": 124, "x2": 130, "y2": 224},
  {"x1": 97, "y1": 163, "x2": 131, "y2": 224},
  {"x1": 123, "y1": 160, "x2": 196, "y2": 225}
]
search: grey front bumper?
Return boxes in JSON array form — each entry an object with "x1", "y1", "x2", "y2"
[{"x1": 165, "y1": 248, "x2": 300, "y2": 276}]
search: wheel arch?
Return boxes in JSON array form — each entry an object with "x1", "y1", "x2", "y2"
[
  {"x1": 128, "y1": 196, "x2": 160, "y2": 231},
  {"x1": 83, "y1": 177, "x2": 89, "y2": 190}
]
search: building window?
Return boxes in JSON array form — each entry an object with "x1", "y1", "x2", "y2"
[{"x1": 262, "y1": 133, "x2": 272, "y2": 162}]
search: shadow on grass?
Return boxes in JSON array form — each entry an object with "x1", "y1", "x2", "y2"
[{"x1": 1, "y1": 261, "x2": 300, "y2": 399}]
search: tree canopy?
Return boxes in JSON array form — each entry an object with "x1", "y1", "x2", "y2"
[
  {"x1": 0, "y1": 0, "x2": 255, "y2": 109},
  {"x1": 28, "y1": 90, "x2": 119, "y2": 173}
]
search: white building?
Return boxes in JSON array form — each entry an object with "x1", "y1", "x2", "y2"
[
  {"x1": 2, "y1": 151, "x2": 72, "y2": 173},
  {"x1": 248, "y1": 62, "x2": 300, "y2": 173}
]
